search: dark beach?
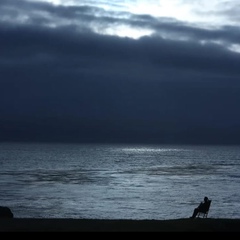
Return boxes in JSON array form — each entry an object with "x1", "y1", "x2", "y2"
[{"x1": 1, "y1": 218, "x2": 240, "y2": 232}]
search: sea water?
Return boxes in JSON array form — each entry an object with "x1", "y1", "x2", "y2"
[{"x1": 0, "y1": 142, "x2": 239, "y2": 219}]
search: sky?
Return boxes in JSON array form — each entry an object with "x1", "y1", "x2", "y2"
[{"x1": 1, "y1": 0, "x2": 240, "y2": 144}]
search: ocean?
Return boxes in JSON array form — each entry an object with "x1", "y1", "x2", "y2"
[{"x1": 0, "y1": 142, "x2": 239, "y2": 220}]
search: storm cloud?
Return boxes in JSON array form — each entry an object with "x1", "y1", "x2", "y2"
[{"x1": 1, "y1": 0, "x2": 240, "y2": 144}]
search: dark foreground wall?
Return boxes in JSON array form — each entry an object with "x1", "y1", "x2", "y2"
[{"x1": 1, "y1": 218, "x2": 240, "y2": 232}]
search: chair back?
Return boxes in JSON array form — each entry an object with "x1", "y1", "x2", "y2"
[
  {"x1": 201, "y1": 200, "x2": 211, "y2": 213},
  {"x1": 198, "y1": 200, "x2": 211, "y2": 218}
]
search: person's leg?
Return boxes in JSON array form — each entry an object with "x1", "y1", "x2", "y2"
[{"x1": 190, "y1": 208, "x2": 199, "y2": 218}]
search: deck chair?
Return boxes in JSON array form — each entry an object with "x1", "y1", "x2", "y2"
[{"x1": 197, "y1": 200, "x2": 211, "y2": 218}]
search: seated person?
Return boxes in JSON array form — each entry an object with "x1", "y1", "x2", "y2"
[{"x1": 190, "y1": 196, "x2": 210, "y2": 218}]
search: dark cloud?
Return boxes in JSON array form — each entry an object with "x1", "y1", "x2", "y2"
[{"x1": 1, "y1": 0, "x2": 240, "y2": 144}]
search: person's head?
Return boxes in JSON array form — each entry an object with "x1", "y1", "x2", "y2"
[{"x1": 204, "y1": 196, "x2": 208, "y2": 202}]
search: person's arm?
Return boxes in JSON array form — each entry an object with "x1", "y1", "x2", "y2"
[{"x1": 198, "y1": 202, "x2": 203, "y2": 208}]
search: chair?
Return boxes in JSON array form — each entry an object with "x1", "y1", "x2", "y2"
[{"x1": 197, "y1": 200, "x2": 211, "y2": 218}]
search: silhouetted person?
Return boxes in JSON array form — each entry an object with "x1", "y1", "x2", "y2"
[{"x1": 190, "y1": 196, "x2": 210, "y2": 218}]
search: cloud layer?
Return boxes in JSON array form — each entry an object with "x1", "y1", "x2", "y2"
[{"x1": 1, "y1": 0, "x2": 240, "y2": 144}]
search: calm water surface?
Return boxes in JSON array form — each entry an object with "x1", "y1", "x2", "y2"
[{"x1": 0, "y1": 142, "x2": 239, "y2": 219}]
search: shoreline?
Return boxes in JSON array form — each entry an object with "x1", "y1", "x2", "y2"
[{"x1": 1, "y1": 218, "x2": 240, "y2": 232}]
